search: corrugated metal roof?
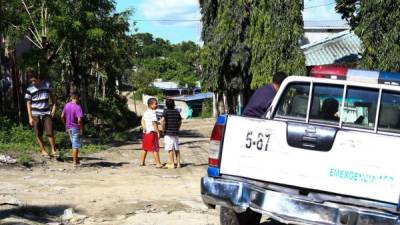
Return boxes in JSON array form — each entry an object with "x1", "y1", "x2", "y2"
[
  {"x1": 301, "y1": 30, "x2": 362, "y2": 66},
  {"x1": 170, "y1": 92, "x2": 213, "y2": 102}
]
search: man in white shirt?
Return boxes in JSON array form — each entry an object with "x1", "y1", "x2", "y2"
[{"x1": 139, "y1": 98, "x2": 163, "y2": 168}]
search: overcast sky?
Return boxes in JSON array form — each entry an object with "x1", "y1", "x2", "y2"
[{"x1": 116, "y1": 0, "x2": 344, "y2": 44}]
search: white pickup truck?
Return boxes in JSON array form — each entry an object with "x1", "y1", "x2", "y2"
[{"x1": 201, "y1": 70, "x2": 400, "y2": 225}]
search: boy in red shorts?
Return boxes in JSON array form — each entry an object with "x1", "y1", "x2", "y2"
[{"x1": 139, "y1": 98, "x2": 163, "y2": 168}]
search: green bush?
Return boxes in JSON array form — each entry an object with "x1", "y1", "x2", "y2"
[
  {"x1": 201, "y1": 99, "x2": 213, "y2": 118},
  {"x1": 87, "y1": 95, "x2": 139, "y2": 139}
]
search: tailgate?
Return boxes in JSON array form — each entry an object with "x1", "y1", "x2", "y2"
[{"x1": 219, "y1": 115, "x2": 400, "y2": 204}]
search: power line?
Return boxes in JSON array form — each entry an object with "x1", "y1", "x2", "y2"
[
  {"x1": 133, "y1": 19, "x2": 200, "y2": 22},
  {"x1": 132, "y1": 2, "x2": 338, "y2": 23},
  {"x1": 133, "y1": 19, "x2": 343, "y2": 23},
  {"x1": 304, "y1": 2, "x2": 335, "y2": 9}
]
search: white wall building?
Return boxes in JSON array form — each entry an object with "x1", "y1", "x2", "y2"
[{"x1": 302, "y1": 21, "x2": 349, "y2": 45}]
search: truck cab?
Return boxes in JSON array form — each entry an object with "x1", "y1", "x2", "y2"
[{"x1": 201, "y1": 69, "x2": 400, "y2": 225}]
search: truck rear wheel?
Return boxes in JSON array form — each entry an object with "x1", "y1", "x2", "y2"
[{"x1": 220, "y1": 207, "x2": 261, "y2": 225}]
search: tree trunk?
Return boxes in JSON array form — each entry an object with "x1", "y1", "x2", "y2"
[
  {"x1": 237, "y1": 92, "x2": 243, "y2": 115},
  {"x1": 102, "y1": 77, "x2": 105, "y2": 101},
  {"x1": 213, "y1": 92, "x2": 218, "y2": 117},
  {"x1": 222, "y1": 92, "x2": 228, "y2": 114},
  {"x1": 80, "y1": 74, "x2": 89, "y2": 113},
  {"x1": 11, "y1": 52, "x2": 22, "y2": 123}
]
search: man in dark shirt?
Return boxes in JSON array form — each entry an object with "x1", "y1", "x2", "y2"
[
  {"x1": 160, "y1": 99, "x2": 182, "y2": 169},
  {"x1": 243, "y1": 71, "x2": 287, "y2": 118}
]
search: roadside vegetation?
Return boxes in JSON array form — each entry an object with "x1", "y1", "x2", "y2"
[{"x1": 0, "y1": 0, "x2": 200, "y2": 165}]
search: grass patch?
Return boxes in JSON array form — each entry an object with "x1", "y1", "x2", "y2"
[
  {"x1": 201, "y1": 99, "x2": 213, "y2": 118},
  {"x1": 0, "y1": 123, "x2": 108, "y2": 166},
  {"x1": 0, "y1": 143, "x2": 36, "y2": 166}
]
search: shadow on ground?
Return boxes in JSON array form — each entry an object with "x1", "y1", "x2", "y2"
[
  {"x1": 179, "y1": 130, "x2": 207, "y2": 138},
  {"x1": 0, "y1": 204, "x2": 75, "y2": 223},
  {"x1": 58, "y1": 156, "x2": 103, "y2": 162},
  {"x1": 179, "y1": 163, "x2": 208, "y2": 168},
  {"x1": 81, "y1": 161, "x2": 130, "y2": 168}
]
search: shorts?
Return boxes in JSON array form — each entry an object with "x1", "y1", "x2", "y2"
[
  {"x1": 142, "y1": 132, "x2": 159, "y2": 152},
  {"x1": 164, "y1": 135, "x2": 179, "y2": 151},
  {"x1": 32, "y1": 115, "x2": 53, "y2": 136},
  {"x1": 67, "y1": 128, "x2": 82, "y2": 150}
]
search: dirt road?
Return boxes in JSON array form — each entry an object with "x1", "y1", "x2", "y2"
[{"x1": 0, "y1": 119, "x2": 220, "y2": 225}]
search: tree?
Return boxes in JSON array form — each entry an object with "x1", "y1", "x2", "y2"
[
  {"x1": 130, "y1": 33, "x2": 200, "y2": 90},
  {"x1": 249, "y1": 0, "x2": 306, "y2": 88},
  {"x1": 199, "y1": 0, "x2": 252, "y2": 114},
  {"x1": 199, "y1": 0, "x2": 306, "y2": 114},
  {"x1": 200, "y1": 0, "x2": 251, "y2": 92},
  {"x1": 336, "y1": 0, "x2": 400, "y2": 71},
  {"x1": 2, "y1": 0, "x2": 135, "y2": 131}
]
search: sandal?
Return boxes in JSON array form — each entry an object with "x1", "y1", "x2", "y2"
[
  {"x1": 155, "y1": 164, "x2": 164, "y2": 169},
  {"x1": 50, "y1": 151, "x2": 60, "y2": 158},
  {"x1": 41, "y1": 153, "x2": 51, "y2": 159}
]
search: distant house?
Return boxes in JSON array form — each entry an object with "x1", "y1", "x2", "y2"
[
  {"x1": 170, "y1": 92, "x2": 213, "y2": 119},
  {"x1": 302, "y1": 20, "x2": 350, "y2": 45},
  {"x1": 151, "y1": 79, "x2": 200, "y2": 96},
  {"x1": 152, "y1": 80, "x2": 179, "y2": 89},
  {"x1": 302, "y1": 30, "x2": 362, "y2": 66}
]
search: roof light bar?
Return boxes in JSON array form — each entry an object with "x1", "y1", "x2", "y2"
[
  {"x1": 310, "y1": 65, "x2": 347, "y2": 80},
  {"x1": 310, "y1": 65, "x2": 400, "y2": 87},
  {"x1": 347, "y1": 69, "x2": 379, "y2": 84},
  {"x1": 379, "y1": 72, "x2": 400, "y2": 86}
]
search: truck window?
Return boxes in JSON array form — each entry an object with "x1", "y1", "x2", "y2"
[
  {"x1": 309, "y1": 84, "x2": 344, "y2": 125},
  {"x1": 342, "y1": 87, "x2": 379, "y2": 130},
  {"x1": 275, "y1": 82, "x2": 310, "y2": 121},
  {"x1": 378, "y1": 91, "x2": 400, "y2": 133}
]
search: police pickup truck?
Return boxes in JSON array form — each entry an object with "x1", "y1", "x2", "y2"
[{"x1": 201, "y1": 68, "x2": 400, "y2": 225}]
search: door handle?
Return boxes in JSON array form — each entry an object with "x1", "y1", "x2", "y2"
[{"x1": 302, "y1": 136, "x2": 317, "y2": 148}]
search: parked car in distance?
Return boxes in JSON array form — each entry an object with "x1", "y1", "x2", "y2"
[{"x1": 155, "y1": 103, "x2": 181, "y2": 122}]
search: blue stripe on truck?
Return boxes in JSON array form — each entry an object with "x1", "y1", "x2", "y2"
[
  {"x1": 216, "y1": 115, "x2": 227, "y2": 125},
  {"x1": 208, "y1": 167, "x2": 220, "y2": 177}
]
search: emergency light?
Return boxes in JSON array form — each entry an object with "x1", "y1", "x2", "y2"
[{"x1": 310, "y1": 65, "x2": 400, "y2": 86}]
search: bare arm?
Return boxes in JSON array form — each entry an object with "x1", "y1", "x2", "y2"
[
  {"x1": 178, "y1": 119, "x2": 182, "y2": 130},
  {"x1": 141, "y1": 118, "x2": 146, "y2": 133},
  {"x1": 61, "y1": 112, "x2": 66, "y2": 126},
  {"x1": 26, "y1": 101, "x2": 33, "y2": 126},
  {"x1": 152, "y1": 121, "x2": 159, "y2": 138},
  {"x1": 160, "y1": 117, "x2": 166, "y2": 132},
  {"x1": 49, "y1": 92, "x2": 56, "y2": 117},
  {"x1": 78, "y1": 117, "x2": 84, "y2": 134}
]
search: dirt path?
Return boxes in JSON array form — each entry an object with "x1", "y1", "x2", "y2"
[{"x1": 0, "y1": 119, "x2": 219, "y2": 225}]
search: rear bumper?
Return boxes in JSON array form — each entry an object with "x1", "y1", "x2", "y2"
[{"x1": 201, "y1": 176, "x2": 400, "y2": 225}]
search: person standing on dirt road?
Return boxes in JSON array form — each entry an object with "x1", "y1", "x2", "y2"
[
  {"x1": 25, "y1": 70, "x2": 58, "y2": 159},
  {"x1": 160, "y1": 99, "x2": 182, "y2": 169},
  {"x1": 61, "y1": 92, "x2": 84, "y2": 166},
  {"x1": 243, "y1": 71, "x2": 287, "y2": 118},
  {"x1": 139, "y1": 98, "x2": 163, "y2": 168}
]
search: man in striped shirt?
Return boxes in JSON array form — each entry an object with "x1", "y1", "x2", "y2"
[
  {"x1": 25, "y1": 71, "x2": 58, "y2": 158},
  {"x1": 160, "y1": 99, "x2": 182, "y2": 169}
]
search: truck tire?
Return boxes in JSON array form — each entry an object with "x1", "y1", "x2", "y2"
[{"x1": 220, "y1": 207, "x2": 262, "y2": 225}]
